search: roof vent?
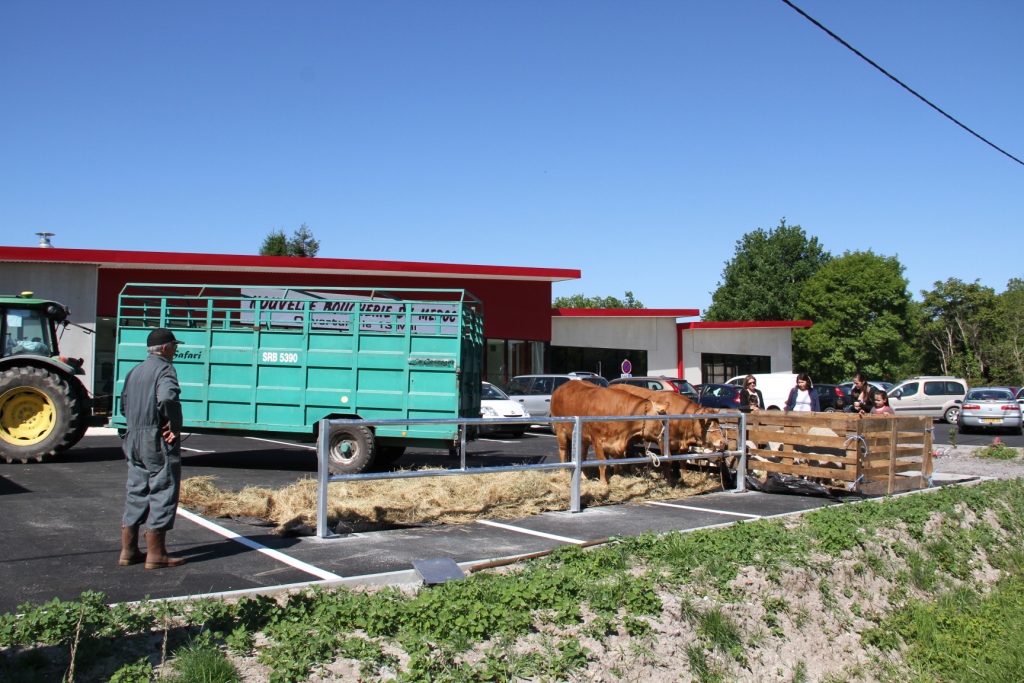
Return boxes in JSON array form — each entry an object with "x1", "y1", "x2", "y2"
[{"x1": 36, "y1": 232, "x2": 54, "y2": 248}]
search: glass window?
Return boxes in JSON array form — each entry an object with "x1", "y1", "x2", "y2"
[
  {"x1": 482, "y1": 384, "x2": 508, "y2": 400},
  {"x1": 648, "y1": 381, "x2": 665, "y2": 391},
  {"x1": 530, "y1": 341, "x2": 546, "y2": 376},
  {"x1": 552, "y1": 377, "x2": 570, "y2": 391},
  {"x1": 924, "y1": 381, "x2": 945, "y2": 396},
  {"x1": 945, "y1": 382, "x2": 965, "y2": 395},
  {"x1": 3, "y1": 309, "x2": 54, "y2": 357},
  {"x1": 505, "y1": 378, "x2": 531, "y2": 396},
  {"x1": 700, "y1": 354, "x2": 771, "y2": 384},
  {"x1": 530, "y1": 377, "x2": 554, "y2": 395},
  {"x1": 900, "y1": 382, "x2": 919, "y2": 397},
  {"x1": 485, "y1": 339, "x2": 506, "y2": 385}
]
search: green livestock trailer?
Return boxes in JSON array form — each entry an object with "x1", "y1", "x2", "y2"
[{"x1": 110, "y1": 284, "x2": 484, "y2": 473}]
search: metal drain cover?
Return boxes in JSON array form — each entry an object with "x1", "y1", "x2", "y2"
[{"x1": 412, "y1": 558, "x2": 466, "y2": 585}]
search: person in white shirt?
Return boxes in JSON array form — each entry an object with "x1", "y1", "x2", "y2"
[{"x1": 784, "y1": 373, "x2": 820, "y2": 412}]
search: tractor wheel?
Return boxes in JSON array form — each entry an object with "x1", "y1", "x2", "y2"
[
  {"x1": 56, "y1": 378, "x2": 91, "y2": 453},
  {"x1": 325, "y1": 426, "x2": 376, "y2": 475},
  {"x1": 0, "y1": 366, "x2": 82, "y2": 463}
]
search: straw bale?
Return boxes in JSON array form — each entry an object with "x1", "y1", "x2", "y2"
[{"x1": 179, "y1": 467, "x2": 721, "y2": 530}]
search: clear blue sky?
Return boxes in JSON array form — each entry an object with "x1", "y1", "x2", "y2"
[{"x1": 1, "y1": 1, "x2": 1021, "y2": 314}]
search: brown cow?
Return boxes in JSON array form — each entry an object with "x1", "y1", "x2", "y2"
[
  {"x1": 608, "y1": 384, "x2": 728, "y2": 484},
  {"x1": 550, "y1": 379, "x2": 664, "y2": 485}
]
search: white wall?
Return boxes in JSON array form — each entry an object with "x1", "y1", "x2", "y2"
[
  {"x1": 681, "y1": 328, "x2": 794, "y2": 384},
  {"x1": 551, "y1": 316, "x2": 679, "y2": 376},
  {"x1": 0, "y1": 263, "x2": 99, "y2": 392}
]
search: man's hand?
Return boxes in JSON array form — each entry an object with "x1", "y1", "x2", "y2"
[{"x1": 161, "y1": 423, "x2": 177, "y2": 445}]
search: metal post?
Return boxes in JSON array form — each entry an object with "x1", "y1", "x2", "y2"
[
  {"x1": 662, "y1": 417, "x2": 670, "y2": 458},
  {"x1": 459, "y1": 423, "x2": 467, "y2": 471},
  {"x1": 317, "y1": 418, "x2": 330, "y2": 538},
  {"x1": 570, "y1": 417, "x2": 582, "y2": 513},
  {"x1": 733, "y1": 412, "x2": 747, "y2": 493}
]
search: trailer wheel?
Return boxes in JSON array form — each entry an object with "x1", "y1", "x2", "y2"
[
  {"x1": 0, "y1": 366, "x2": 81, "y2": 463},
  {"x1": 326, "y1": 426, "x2": 376, "y2": 474}
]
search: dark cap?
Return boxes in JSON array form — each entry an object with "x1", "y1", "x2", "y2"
[{"x1": 147, "y1": 328, "x2": 180, "y2": 347}]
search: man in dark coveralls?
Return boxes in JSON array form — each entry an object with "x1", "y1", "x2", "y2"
[{"x1": 118, "y1": 328, "x2": 186, "y2": 569}]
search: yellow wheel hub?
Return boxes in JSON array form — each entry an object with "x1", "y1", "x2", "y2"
[{"x1": 0, "y1": 387, "x2": 56, "y2": 446}]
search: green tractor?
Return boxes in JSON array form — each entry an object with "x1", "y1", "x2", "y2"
[{"x1": 0, "y1": 292, "x2": 98, "y2": 463}]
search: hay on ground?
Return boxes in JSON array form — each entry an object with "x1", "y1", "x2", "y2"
[{"x1": 180, "y1": 467, "x2": 721, "y2": 530}]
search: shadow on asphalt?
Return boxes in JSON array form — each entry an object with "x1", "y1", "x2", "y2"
[{"x1": 0, "y1": 476, "x2": 31, "y2": 495}]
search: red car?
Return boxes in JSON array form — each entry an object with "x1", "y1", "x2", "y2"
[{"x1": 609, "y1": 376, "x2": 699, "y2": 401}]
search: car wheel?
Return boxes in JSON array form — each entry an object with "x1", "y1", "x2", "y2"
[
  {"x1": 944, "y1": 406, "x2": 961, "y2": 425},
  {"x1": 958, "y1": 423, "x2": 971, "y2": 436},
  {"x1": 507, "y1": 428, "x2": 526, "y2": 439},
  {"x1": 822, "y1": 407, "x2": 836, "y2": 413}
]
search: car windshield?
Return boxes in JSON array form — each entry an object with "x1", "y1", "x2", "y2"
[
  {"x1": 583, "y1": 376, "x2": 610, "y2": 387},
  {"x1": 966, "y1": 389, "x2": 1014, "y2": 401},
  {"x1": 482, "y1": 384, "x2": 509, "y2": 400}
]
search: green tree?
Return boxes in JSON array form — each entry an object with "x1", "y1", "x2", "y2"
[
  {"x1": 792, "y1": 251, "x2": 917, "y2": 383},
  {"x1": 259, "y1": 223, "x2": 320, "y2": 257},
  {"x1": 259, "y1": 229, "x2": 289, "y2": 256},
  {"x1": 919, "y1": 278, "x2": 999, "y2": 381},
  {"x1": 991, "y1": 279, "x2": 1024, "y2": 385},
  {"x1": 288, "y1": 222, "x2": 320, "y2": 257},
  {"x1": 552, "y1": 291, "x2": 643, "y2": 309},
  {"x1": 704, "y1": 219, "x2": 831, "y2": 321}
]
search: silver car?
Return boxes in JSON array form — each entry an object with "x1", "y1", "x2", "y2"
[
  {"x1": 504, "y1": 373, "x2": 609, "y2": 418},
  {"x1": 958, "y1": 387, "x2": 1023, "y2": 435}
]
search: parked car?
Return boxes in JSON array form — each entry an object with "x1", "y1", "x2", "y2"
[
  {"x1": 609, "y1": 376, "x2": 699, "y2": 401},
  {"x1": 697, "y1": 383, "x2": 744, "y2": 410},
  {"x1": 724, "y1": 373, "x2": 797, "y2": 410},
  {"x1": 504, "y1": 373, "x2": 609, "y2": 418},
  {"x1": 839, "y1": 380, "x2": 893, "y2": 393},
  {"x1": 815, "y1": 383, "x2": 852, "y2": 412},
  {"x1": 480, "y1": 382, "x2": 530, "y2": 437},
  {"x1": 958, "y1": 387, "x2": 1022, "y2": 435},
  {"x1": 887, "y1": 376, "x2": 968, "y2": 423}
]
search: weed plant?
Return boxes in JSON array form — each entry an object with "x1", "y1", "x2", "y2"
[{"x1": 975, "y1": 442, "x2": 1021, "y2": 460}]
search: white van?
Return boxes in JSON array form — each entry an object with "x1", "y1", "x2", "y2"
[{"x1": 725, "y1": 373, "x2": 799, "y2": 411}]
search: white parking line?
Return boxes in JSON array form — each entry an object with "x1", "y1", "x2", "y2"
[
  {"x1": 528, "y1": 432, "x2": 558, "y2": 438},
  {"x1": 176, "y1": 508, "x2": 342, "y2": 580},
  {"x1": 479, "y1": 438, "x2": 517, "y2": 444},
  {"x1": 476, "y1": 519, "x2": 585, "y2": 544},
  {"x1": 245, "y1": 437, "x2": 317, "y2": 450},
  {"x1": 646, "y1": 501, "x2": 761, "y2": 519},
  {"x1": 180, "y1": 447, "x2": 216, "y2": 453}
]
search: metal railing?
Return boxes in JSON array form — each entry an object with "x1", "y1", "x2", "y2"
[{"x1": 316, "y1": 412, "x2": 747, "y2": 538}]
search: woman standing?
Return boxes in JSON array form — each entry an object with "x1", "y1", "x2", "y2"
[
  {"x1": 739, "y1": 375, "x2": 765, "y2": 413},
  {"x1": 784, "y1": 373, "x2": 820, "y2": 412}
]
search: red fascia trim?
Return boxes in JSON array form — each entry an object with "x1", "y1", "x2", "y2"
[
  {"x1": 677, "y1": 324, "x2": 684, "y2": 379},
  {"x1": 676, "y1": 320, "x2": 813, "y2": 330},
  {"x1": 553, "y1": 308, "x2": 700, "y2": 318},
  {"x1": 0, "y1": 246, "x2": 581, "y2": 282}
]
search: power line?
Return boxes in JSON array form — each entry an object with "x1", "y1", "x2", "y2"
[{"x1": 778, "y1": 0, "x2": 1024, "y2": 168}]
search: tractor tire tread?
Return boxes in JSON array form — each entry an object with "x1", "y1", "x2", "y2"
[{"x1": 0, "y1": 365, "x2": 82, "y2": 463}]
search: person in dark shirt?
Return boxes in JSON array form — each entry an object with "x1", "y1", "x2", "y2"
[
  {"x1": 739, "y1": 375, "x2": 765, "y2": 413},
  {"x1": 119, "y1": 328, "x2": 186, "y2": 570}
]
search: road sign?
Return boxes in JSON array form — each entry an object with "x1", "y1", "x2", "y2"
[{"x1": 621, "y1": 359, "x2": 632, "y2": 375}]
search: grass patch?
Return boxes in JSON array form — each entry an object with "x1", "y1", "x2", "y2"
[
  {"x1": 975, "y1": 442, "x2": 1021, "y2": 460},
  {"x1": 168, "y1": 639, "x2": 239, "y2": 683},
  {"x1": 870, "y1": 573, "x2": 1024, "y2": 682}
]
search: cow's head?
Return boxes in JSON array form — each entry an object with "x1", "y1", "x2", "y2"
[
  {"x1": 640, "y1": 400, "x2": 665, "y2": 442},
  {"x1": 695, "y1": 408, "x2": 728, "y2": 452}
]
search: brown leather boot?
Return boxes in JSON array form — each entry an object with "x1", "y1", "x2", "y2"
[
  {"x1": 144, "y1": 530, "x2": 186, "y2": 570},
  {"x1": 119, "y1": 525, "x2": 145, "y2": 566}
]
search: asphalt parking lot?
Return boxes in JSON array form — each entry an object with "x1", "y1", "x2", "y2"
[{"x1": 0, "y1": 420, "x2": 996, "y2": 614}]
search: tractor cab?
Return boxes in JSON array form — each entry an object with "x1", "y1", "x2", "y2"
[{"x1": 0, "y1": 293, "x2": 73, "y2": 365}]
